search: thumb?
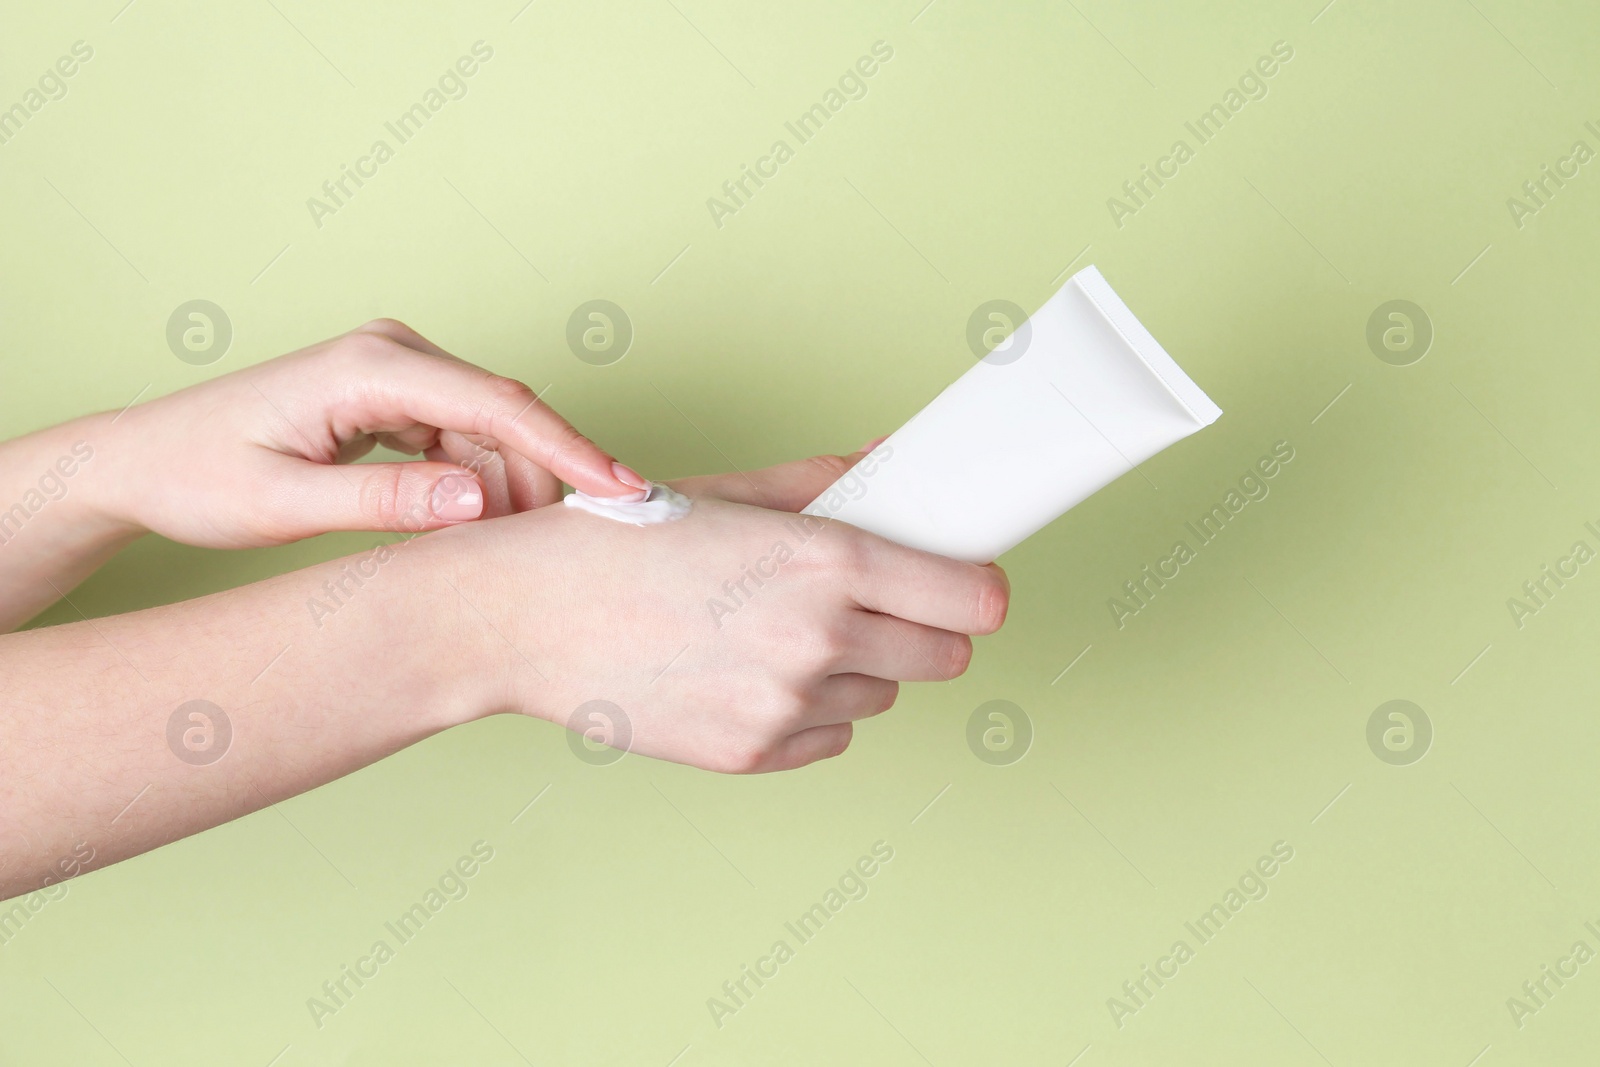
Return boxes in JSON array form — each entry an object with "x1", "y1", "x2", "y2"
[
  {"x1": 673, "y1": 446, "x2": 877, "y2": 513},
  {"x1": 268, "y1": 460, "x2": 485, "y2": 539}
]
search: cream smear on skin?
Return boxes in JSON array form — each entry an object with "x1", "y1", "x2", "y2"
[{"x1": 563, "y1": 482, "x2": 692, "y2": 525}]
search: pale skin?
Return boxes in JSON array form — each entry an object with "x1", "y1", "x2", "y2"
[{"x1": 0, "y1": 321, "x2": 1008, "y2": 901}]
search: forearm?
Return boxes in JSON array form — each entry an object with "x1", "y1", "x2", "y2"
[
  {"x1": 0, "y1": 411, "x2": 140, "y2": 632},
  {"x1": 0, "y1": 527, "x2": 485, "y2": 900}
]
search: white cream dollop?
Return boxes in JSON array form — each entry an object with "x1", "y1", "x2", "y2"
[{"x1": 563, "y1": 482, "x2": 692, "y2": 525}]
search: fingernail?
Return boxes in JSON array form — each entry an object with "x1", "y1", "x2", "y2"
[
  {"x1": 431, "y1": 473, "x2": 484, "y2": 521},
  {"x1": 612, "y1": 462, "x2": 649, "y2": 491},
  {"x1": 858, "y1": 435, "x2": 889, "y2": 453}
]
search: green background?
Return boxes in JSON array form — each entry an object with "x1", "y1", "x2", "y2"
[{"x1": 3, "y1": 0, "x2": 1598, "y2": 1062}]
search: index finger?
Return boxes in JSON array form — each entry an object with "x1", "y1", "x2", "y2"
[
  {"x1": 831, "y1": 530, "x2": 1011, "y2": 637},
  {"x1": 338, "y1": 328, "x2": 646, "y2": 499}
]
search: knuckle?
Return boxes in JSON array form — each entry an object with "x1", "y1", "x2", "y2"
[
  {"x1": 811, "y1": 625, "x2": 852, "y2": 671},
  {"x1": 719, "y1": 740, "x2": 775, "y2": 775},
  {"x1": 543, "y1": 421, "x2": 590, "y2": 471},
  {"x1": 763, "y1": 681, "x2": 812, "y2": 732},
  {"x1": 478, "y1": 374, "x2": 552, "y2": 444},
  {"x1": 939, "y1": 634, "x2": 975, "y2": 678},
  {"x1": 816, "y1": 528, "x2": 870, "y2": 578},
  {"x1": 802, "y1": 452, "x2": 853, "y2": 483},
  {"x1": 485, "y1": 373, "x2": 537, "y2": 410},
  {"x1": 783, "y1": 531, "x2": 838, "y2": 580},
  {"x1": 355, "y1": 317, "x2": 411, "y2": 339},
  {"x1": 358, "y1": 466, "x2": 412, "y2": 528},
  {"x1": 971, "y1": 566, "x2": 1011, "y2": 634},
  {"x1": 333, "y1": 328, "x2": 401, "y2": 369},
  {"x1": 820, "y1": 724, "x2": 853, "y2": 761},
  {"x1": 875, "y1": 681, "x2": 900, "y2": 714}
]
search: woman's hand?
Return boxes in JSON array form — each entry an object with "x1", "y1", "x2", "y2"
[
  {"x1": 0, "y1": 445, "x2": 1008, "y2": 895},
  {"x1": 434, "y1": 450, "x2": 1010, "y2": 773},
  {"x1": 88, "y1": 317, "x2": 645, "y2": 549}
]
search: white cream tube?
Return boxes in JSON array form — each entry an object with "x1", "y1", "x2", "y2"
[{"x1": 802, "y1": 265, "x2": 1222, "y2": 564}]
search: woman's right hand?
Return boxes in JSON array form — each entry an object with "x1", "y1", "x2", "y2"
[{"x1": 425, "y1": 450, "x2": 1010, "y2": 773}]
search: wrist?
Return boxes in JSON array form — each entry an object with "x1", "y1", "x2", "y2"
[
  {"x1": 396, "y1": 515, "x2": 562, "y2": 726},
  {"x1": 66, "y1": 409, "x2": 151, "y2": 538},
  {"x1": 334, "y1": 524, "x2": 509, "y2": 732},
  {"x1": 2, "y1": 412, "x2": 143, "y2": 550}
]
